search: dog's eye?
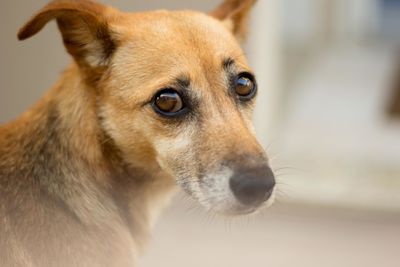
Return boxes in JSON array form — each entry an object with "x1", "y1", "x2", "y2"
[
  {"x1": 235, "y1": 74, "x2": 256, "y2": 100},
  {"x1": 153, "y1": 89, "x2": 184, "y2": 115}
]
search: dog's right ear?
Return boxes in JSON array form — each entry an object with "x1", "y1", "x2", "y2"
[
  {"x1": 210, "y1": 0, "x2": 257, "y2": 41},
  {"x1": 18, "y1": 0, "x2": 118, "y2": 68}
]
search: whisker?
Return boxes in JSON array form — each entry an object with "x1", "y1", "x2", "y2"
[
  {"x1": 273, "y1": 166, "x2": 305, "y2": 172},
  {"x1": 263, "y1": 138, "x2": 279, "y2": 154}
]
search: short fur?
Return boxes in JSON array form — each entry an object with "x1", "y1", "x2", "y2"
[{"x1": 0, "y1": 0, "x2": 273, "y2": 266}]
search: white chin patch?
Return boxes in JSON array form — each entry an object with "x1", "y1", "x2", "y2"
[
  {"x1": 182, "y1": 167, "x2": 276, "y2": 216},
  {"x1": 196, "y1": 167, "x2": 235, "y2": 213}
]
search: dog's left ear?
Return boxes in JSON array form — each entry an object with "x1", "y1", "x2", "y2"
[
  {"x1": 18, "y1": 0, "x2": 118, "y2": 69},
  {"x1": 210, "y1": 0, "x2": 257, "y2": 40}
]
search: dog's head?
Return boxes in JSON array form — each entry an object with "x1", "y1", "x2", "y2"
[{"x1": 19, "y1": 0, "x2": 275, "y2": 215}]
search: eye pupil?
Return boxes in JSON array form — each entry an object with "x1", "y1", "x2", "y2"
[
  {"x1": 157, "y1": 93, "x2": 177, "y2": 110},
  {"x1": 154, "y1": 90, "x2": 184, "y2": 114},
  {"x1": 235, "y1": 76, "x2": 254, "y2": 97}
]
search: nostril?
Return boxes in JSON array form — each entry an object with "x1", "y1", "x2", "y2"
[{"x1": 229, "y1": 166, "x2": 275, "y2": 206}]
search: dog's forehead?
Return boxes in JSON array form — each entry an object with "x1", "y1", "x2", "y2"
[
  {"x1": 126, "y1": 10, "x2": 235, "y2": 43},
  {"x1": 109, "y1": 10, "x2": 250, "y2": 103},
  {"x1": 117, "y1": 10, "x2": 247, "y2": 69}
]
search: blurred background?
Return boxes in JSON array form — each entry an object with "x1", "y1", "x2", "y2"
[{"x1": 1, "y1": 0, "x2": 400, "y2": 266}]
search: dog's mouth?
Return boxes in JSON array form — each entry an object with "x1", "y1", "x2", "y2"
[
  {"x1": 211, "y1": 187, "x2": 276, "y2": 216},
  {"x1": 225, "y1": 195, "x2": 275, "y2": 215}
]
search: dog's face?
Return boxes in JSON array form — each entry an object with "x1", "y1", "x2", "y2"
[{"x1": 19, "y1": 0, "x2": 275, "y2": 215}]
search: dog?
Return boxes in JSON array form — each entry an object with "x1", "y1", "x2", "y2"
[{"x1": 0, "y1": 0, "x2": 275, "y2": 266}]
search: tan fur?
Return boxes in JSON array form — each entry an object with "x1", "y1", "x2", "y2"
[{"x1": 0, "y1": 0, "x2": 270, "y2": 266}]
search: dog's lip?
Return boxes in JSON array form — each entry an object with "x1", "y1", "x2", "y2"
[
  {"x1": 220, "y1": 191, "x2": 276, "y2": 216},
  {"x1": 220, "y1": 205, "x2": 260, "y2": 216}
]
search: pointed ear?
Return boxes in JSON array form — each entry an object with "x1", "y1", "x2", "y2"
[
  {"x1": 210, "y1": 0, "x2": 257, "y2": 40},
  {"x1": 18, "y1": 0, "x2": 118, "y2": 68}
]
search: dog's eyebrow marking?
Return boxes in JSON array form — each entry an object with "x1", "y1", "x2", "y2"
[
  {"x1": 175, "y1": 75, "x2": 190, "y2": 89},
  {"x1": 222, "y1": 57, "x2": 235, "y2": 70},
  {"x1": 140, "y1": 75, "x2": 191, "y2": 107}
]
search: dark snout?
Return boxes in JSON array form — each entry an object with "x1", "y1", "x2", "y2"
[{"x1": 229, "y1": 165, "x2": 275, "y2": 206}]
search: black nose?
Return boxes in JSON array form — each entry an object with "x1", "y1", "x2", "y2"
[{"x1": 229, "y1": 165, "x2": 275, "y2": 206}]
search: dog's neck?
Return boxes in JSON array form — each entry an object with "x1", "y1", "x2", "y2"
[{"x1": 3, "y1": 64, "x2": 177, "y2": 248}]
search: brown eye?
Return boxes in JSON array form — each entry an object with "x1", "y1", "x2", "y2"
[
  {"x1": 153, "y1": 89, "x2": 184, "y2": 114},
  {"x1": 235, "y1": 74, "x2": 256, "y2": 99}
]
